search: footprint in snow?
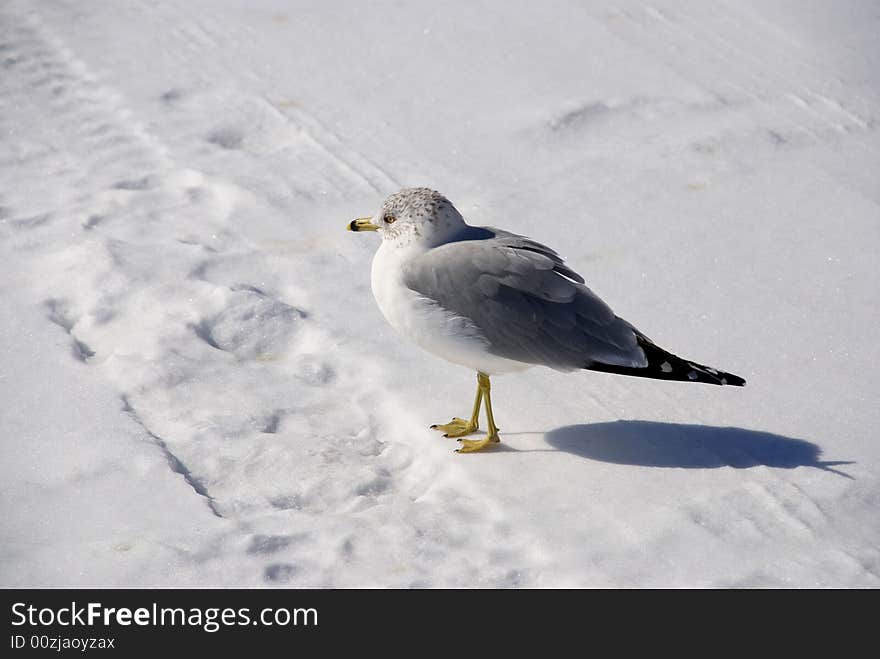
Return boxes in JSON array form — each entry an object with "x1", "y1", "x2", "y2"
[
  {"x1": 112, "y1": 175, "x2": 156, "y2": 191},
  {"x1": 205, "y1": 127, "x2": 244, "y2": 150},
  {"x1": 263, "y1": 563, "x2": 297, "y2": 584},
  {"x1": 194, "y1": 288, "x2": 305, "y2": 360}
]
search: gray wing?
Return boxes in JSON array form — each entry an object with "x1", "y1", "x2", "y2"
[{"x1": 402, "y1": 228, "x2": 648, "y2": 371}]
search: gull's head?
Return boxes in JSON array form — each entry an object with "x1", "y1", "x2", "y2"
[{"x1": 347, "y1": 188, "x2": 467, "y2": 247}]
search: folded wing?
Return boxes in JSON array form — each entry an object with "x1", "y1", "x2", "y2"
[{"x1": 402, "y1": 229, "x2": 648, "y2": 372}]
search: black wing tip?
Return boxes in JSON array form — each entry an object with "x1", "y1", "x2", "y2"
[
  {"x1": 585, "y1": 361, "x2": 745, "y2": 386},
  {"x1": 586, "y1": 335, "x2": 746, "y2": 387},
  {"x1": 723, "y1": 373, "x2": 746, "y2": 387},
  {"x1": 699, "y1": 369, "x2": 747, "y2": 386}
]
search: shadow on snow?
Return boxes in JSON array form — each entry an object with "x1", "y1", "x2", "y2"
[{"x1": 539, "y1": 420, "x2": 853, "y2": 478}]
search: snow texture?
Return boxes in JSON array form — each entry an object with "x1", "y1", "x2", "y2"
[{"x1": 1, "y1": 0, "x2": 878, "y2": 587}]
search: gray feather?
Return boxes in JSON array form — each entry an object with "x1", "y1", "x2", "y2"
[{"x1": 402, "y1": 228, "x2": 647, "y2": 371}]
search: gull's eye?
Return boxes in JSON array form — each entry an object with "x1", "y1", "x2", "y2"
[{"x1": 384, "y1": 214, "x2": 397, "y2": 224}]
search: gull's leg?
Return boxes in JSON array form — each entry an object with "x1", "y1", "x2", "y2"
[
  {"x1": 457, "y1": 372, "x2": 501, "y2": 453},
  {"x1": 430, "y1": 374, "x2": 482, "y2": 438}
]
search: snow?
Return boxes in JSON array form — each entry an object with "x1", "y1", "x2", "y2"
[{"x1": 1, "y1": 0, "x2": 878, "y2": 587}]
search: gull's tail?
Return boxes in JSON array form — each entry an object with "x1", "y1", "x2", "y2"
[{"x1": 586, "y1": 334, "x2": 746, "y2": 386}]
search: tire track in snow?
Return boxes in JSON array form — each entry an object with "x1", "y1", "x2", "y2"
[
  {"x1": 0, "y1": 8, "x2": 228, "y2": 520},
  {"x1": 128, "y1": 0, "x2": 399, "y2": 198},
  {"x1": 121, "y1": 395, "x2": 223, "y2": 518},
  {"x1": 655, "y1": 3, "x2": 871, "y2": 136},
  {"x1": 258, "y1": 95, "x2": 401, "y2": 194},
  {"x1": 0, "y1": 10, "x2": 171, "y2": 234},
  {"x1": 591, "y1": 2, "x2": 871, "y2": 147}
]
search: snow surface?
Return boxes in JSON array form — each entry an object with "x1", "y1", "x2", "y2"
[{"x1": 1, "y1": 0, "x2": 878, "y2": 587}]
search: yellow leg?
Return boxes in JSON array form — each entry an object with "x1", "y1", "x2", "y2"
[
  {"x1": 457, "y1": 372, "x2": 501, "y2": 453},
  {"x1": 430, "y1": 379, "x2": 482, "y2": 438}
]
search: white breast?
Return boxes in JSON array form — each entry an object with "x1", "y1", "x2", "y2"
[{"x1": 370, "y1": 242, "x2": 531, "y2": 376}]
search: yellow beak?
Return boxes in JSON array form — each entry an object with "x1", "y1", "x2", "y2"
[{"x1": 347, "y1": 217, "x2": 380, "y2": 232}]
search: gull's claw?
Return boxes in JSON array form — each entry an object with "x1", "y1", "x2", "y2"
[
  {"x1": 455, "y1": 433, "x2": 500, "y2": 453},
  {"x1": 430, "y1": 417, "x2": 478, "y2": 438}
]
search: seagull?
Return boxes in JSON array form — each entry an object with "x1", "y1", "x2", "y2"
[{"x1": 348, "y1": 188, "x2": 744, "y2": 453}]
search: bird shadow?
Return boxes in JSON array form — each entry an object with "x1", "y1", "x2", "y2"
[{"x1": 529, "y1": 421, "x2": 854, "y2": 478}]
